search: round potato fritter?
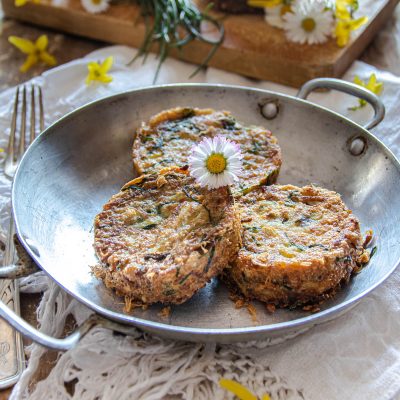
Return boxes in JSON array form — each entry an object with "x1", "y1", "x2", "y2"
[
  {"x1": 132, "y1": 107, "x2": 282, "y2": 194},
  {"x1": 93, "y1": 167, "x2": 241, "y2": 305},
  {"x1": 224, "y1": 184, "x2": 369, "y2": 307}
]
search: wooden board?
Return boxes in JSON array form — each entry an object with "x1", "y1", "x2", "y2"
[{"x1": 1, "y1": 0, "x2": 399, "y2": 87}]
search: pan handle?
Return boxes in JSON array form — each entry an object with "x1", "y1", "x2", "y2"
[
  {"x1": 296, "y1": 78, "x2": 385, "y2": 130},
  {"x1": 0, "y1": 235, "x2": 40, "y2": 279},
  {"x1": 0, "y1": 238, "x2": 138, "y2": 350},
  {"x1": 0, "y1": 299, "x2": 139, "y2": 351},
  {"x1": 0, "y1": 264, "x2": 38, "y2": 279}
]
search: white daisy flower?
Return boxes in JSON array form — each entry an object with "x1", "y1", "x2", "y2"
[
  {"x1": 265, "y1": 4, "x2": 292, "y2": 29},
  {"x1": 283, "y1": 0, "x2": 334, "y2": 45},
  {"x1": 81, "y1": 0, "x2": 110, "y2": 14},
  {"x1": 188, "y1": 136, "x2": 242, "y2": 190}
]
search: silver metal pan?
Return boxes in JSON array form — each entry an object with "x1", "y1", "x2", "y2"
[{"x1": 1, "y1": 78, "x2": 399, "y2": 350}]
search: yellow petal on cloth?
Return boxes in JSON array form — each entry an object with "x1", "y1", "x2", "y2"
[
  {"x1": 219, "y1": 379, "x2": 259, "y2": 400},
  {"x1": 35, "y1": 34, "x2": 48, "y2": 51},
  {"x1": 100, "y1": 56, "x2": 113, "y2": 73},
  {"x1": 85, "y1": 57, "x2": 113, "y2": 85},
  {"x1": 40, "y1": 51, "x2": 57, "y2": 67},
  {"x1": 367, "y1": 74, "x2": 383, "y2": 95},
  {"x1": 354, "y1": 73, "x2": 383, "y2": 95},
  {"x1": 351, "y1": 73, "x2": 383, "y2": 109},
  {"x1": 99, "y1": 74, "x2": 113, "y2": 83},
  {"x1": 20, "y1": 54, "x2": 38, "y2": 72},
  {"x1": 9, "y1": 34, "x2": 57, "y2": 72},
  {"x1": 353, "y1": 75, "x2": 364, "y2": 86},
  {"x1": 87, "y1": 61, "x2": 99, "y2": 70},
  {"x1": 8, "y1": 36, "x2": 35, "y2": 54}
]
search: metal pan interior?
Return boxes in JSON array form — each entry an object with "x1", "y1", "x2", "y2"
[{"x1": 12, "y1": 84, "x2": 400, "y2": 342}]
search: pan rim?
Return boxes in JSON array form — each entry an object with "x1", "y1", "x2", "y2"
[{"x1": 12, "y1": 82, "x2": 400, "y2": 338}]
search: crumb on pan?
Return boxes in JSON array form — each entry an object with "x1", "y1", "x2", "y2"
[
  {"x1": 265, "y1": 304, "x2": 276, "y2": 314},
  {"x1": 158, "y1": 306, "x2": 171, "y2": 318},
  {"x1": 246, "y1": 303, "x2": 258, "y2": 323}
]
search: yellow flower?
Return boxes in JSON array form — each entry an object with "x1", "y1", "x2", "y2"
[
  {"x1": 335, "y1": 15, "x2": 368, "y2": 47},
  {"x1": 219, "y1": 379, "x2": 271, "y2": 400},
  {"x1": 247, "y1": 0, "x2": 282, "y2": 8},
  {"x1": 14, "y1": 0, "x2": 40, "y2": 6},
  {"x1": 86, "y1": 56, "x2": 114, "y2": 85},
  {"x1": 8, "y1": 35, "x2": 57, "y2": 72},
  {"x1": 351, "y1": 73, "x2": 383, "y2": 109}
]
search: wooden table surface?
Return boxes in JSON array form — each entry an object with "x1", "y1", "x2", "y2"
[{"x1": 0, "y1": 5, "x2": 105, "y2": 399}]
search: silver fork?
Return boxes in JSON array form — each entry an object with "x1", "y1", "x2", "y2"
[{"x1": 0, "y1": 85, "x2": 44, "y2": 389}]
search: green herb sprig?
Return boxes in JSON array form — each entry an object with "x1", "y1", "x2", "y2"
[{"x1": 129, "y1": 0, "x2": 225, "y2": 82}]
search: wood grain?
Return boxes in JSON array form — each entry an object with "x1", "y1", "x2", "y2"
[{"x1": 1, "y1": 0, "x2": 399, "y2": 87}]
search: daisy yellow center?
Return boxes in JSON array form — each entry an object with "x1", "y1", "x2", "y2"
[
  {"x1": 301, "y1": 18, "x2": 316, "y2": 32},
  {"x1": 206, "y1": 153, "x2": 227, "y2": 174},
  {"x1": 91, "y1": 0, "x2": 102, "y2": 4}
]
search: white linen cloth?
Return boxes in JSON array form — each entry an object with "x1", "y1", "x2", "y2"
[{"x1": 0, "y1": 5, "x2": 399, "y2": 400}]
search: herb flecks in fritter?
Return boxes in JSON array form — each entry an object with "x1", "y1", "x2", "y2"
[
  {"x1": 93, "y1": 167, "x2": 241, "y2": 306},
  {"x1": 132, "y1": 107, "x2": 282, "y2": 194},
  {"x1": 223, "y1": 184, "x2": 370, "y2": 308}
]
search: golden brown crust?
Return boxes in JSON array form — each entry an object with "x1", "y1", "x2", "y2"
[
  {"x1": 224, "y1": 184, "x2": 369, "y2": 307},
  {"x1": 132, "y1": 107, "x2": 282, "y2": 194},
  {"x1": 93, "y1": 168, "x2": 241, "y2": 305}
]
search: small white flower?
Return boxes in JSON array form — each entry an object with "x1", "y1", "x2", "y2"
[
  {"x1": 283, "y1": 0, "x2": 334, "y2": 45},
  {"x1": 81, "y1": 0, "x2": 110, "y2": 14},
  {"x1": 189, "y1": 136, "x2": 242, "y2": 190}
]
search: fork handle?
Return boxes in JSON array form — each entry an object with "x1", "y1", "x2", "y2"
[
  {"x1": 0, "y1": 214, "x2": 25, "y2": 389},
  {"x1": 4, "y1": 214, "x2": 16, "y2": 266}
]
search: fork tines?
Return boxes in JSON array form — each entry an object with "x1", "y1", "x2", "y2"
[{"x1": 5, "y1": 85, "x2": 44, "y2": 178}]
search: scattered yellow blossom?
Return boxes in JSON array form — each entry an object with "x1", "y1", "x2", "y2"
[
  {"x1": 335, "y1": 15, "x2": 368, "y2": 47},
  {"x1": 350, "y1": 73, "x2": 383, "y2": 110},
  {"x1": 219, "y1": 379, "x2": 271, "y2": 400},
  {"x1": 14, "y1": 0, "x2": 40, "y2": 7},
  {"x1": 8, "y1": 35, "x2": 57, "y2": 72},
  {"x1": 247, "y1": 0, "x2": 282, "y2": 8},
  {"x1": 85, "y1": 56, "x2": 114, "y2": 85}
]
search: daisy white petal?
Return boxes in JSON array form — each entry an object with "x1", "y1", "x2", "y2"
[
  {"x1": 188, "y1": 136, "x2": 243, "y2": 189},
  {"x1": 265, "y1": 4, "x2": 293, "y2": 29}
]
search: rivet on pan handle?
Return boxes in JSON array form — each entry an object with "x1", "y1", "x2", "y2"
[{"x1": 296, "y1": 78, "x2": 385, "y2": 130}]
